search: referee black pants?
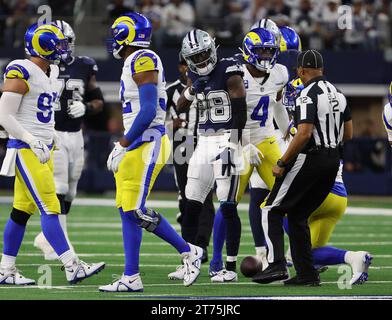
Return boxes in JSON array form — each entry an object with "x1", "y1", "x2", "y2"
[
  {"x1": 173, "y1": 136, "x2": 215, "y2": 249},
  {"x1": 261, "y1": 149, "x2": 340, "y2": 278}
]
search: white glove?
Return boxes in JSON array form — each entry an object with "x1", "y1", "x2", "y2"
[
  {"x1": 107, "y1": 142, "x2": 126, "y2": 173},
  {"x1": 29, "y1": 140, "x2": 51, "y2": 164},
  {"x1": 243, "y1": 143, "x2": 264, "y2": 167},
  {"x1": 67, "y1": 100, "x2": 86, "y2": 118},
  {"x1": 52, "y1": 131, "x2": 61, "y2": 149}
]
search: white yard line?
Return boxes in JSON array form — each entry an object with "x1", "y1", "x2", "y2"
[{"x1": 1, "y1": 197, "x2": 392, "y2": 216}]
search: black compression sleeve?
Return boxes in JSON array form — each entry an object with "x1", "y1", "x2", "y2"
[
  {"x1": 230, "y1": 97, "x2": 247, "y2": 143},
  {"x1": 85, "y1": 87, "x2": 104, "y2": 103}
]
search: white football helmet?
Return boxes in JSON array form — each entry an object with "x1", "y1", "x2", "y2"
[
  {"x1": 181, "y1": 29, "x2": 218, "y2": 76},
  {"x1": 54, "y1": 20, "x2": 76, "y2": 56}
]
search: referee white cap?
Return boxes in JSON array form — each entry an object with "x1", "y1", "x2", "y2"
[{"x1": 297, "y1": 49, "x2": 324, "y2": 69}]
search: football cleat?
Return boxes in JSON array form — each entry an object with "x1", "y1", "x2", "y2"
[
  {"x1": 63, "y1": 258, "x2": 105, "y2": 284},
  {"x1": 0, "y1": 267, "x2": 35, "y2": 285},
  {"x1": 210, "y1": 269, "x2": 238, "y2": 283},
  {"x1": 209, "y1": 259, "x2": 224, "y2": 277},
  {"x1": 34, "y1": 232, "x2": 58, "y2": 261},
  {"x1": 182, "y1": 243, "x2": 203, "y2": 286},
  {"x1": 168, "y1": 265, "x2": 185, "y2": 280},
  {"x1": 347, "y1": 251, "x2": 373, "y2": 285},
  {"x1": 99, "y1": 273, "x2": 143, "y2": 292}
]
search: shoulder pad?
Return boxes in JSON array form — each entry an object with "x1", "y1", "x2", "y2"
[
  {"x1": 4, "y1": 63, "x2": 30, "y2": 81},
  {"x1": 78, "y1": 56, "x2": 98, "y2": 73},
  {"x1": 130, "y1": 50, "x2": 159, "y2": 75}
]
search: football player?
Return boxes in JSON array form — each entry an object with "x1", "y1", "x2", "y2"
[
  {"x1": 0, "y1": 23, "x2": 105, "y2": 285},
  {"x1": 99, "y1": 12, "x2": 202, "y2": 293},
  {"x1": 209, "y1": 27, "x2": 291, "y2": 281},
  {"x1": 168, "y1": 29, "x2": 247, "y2": 283},
  {"x1": 382, "y1": 81, "x2": 392, "y2": 146},
  {"x1": 34, "y1": 20, "x2": 105, "y2": 260}
]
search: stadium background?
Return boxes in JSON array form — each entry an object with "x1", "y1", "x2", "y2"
[
  {"x1": 0, "y1": 0, "x2": 391, "y2": 196},
  {"x1": 0, "y1": 0, "x2": 390, "y2": 300}
]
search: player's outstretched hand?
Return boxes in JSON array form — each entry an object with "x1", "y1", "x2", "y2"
[
  {"x1": 107, "y1": 142, "x2": 126, "y2": 173},
  {"x1": 216, "y1": 146, "x2": 237, "y2": 177},
  {"x1": 243, "y1": 143, "x2": 263, "y2": 166},
  {"x1": 29, "y1": 140, "x2": 51, "y2": 164},
  {"x1": 67, "y1": 100, "x2": 86, "y2": 118}
]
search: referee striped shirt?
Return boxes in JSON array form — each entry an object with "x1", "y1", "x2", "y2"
[{"x1": 294, "y1": 76, "x2": 351, "y2": 151}]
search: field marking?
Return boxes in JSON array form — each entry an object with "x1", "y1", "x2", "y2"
[{"x1": 1, "y1": 197, "x2": 392, "y2": 216}]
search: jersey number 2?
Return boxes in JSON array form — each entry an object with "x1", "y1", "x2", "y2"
[{"x1": 251, "y1": 96, "x2": 269, "y2": 127}]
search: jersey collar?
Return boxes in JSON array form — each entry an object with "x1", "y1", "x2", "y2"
[{"x1": 304, "y1": 75, "x2": 325, "y2": 88}]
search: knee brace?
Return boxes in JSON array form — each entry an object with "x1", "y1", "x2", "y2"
[
  {"x1": 134, "y1": 207, "x2": 161, "y2": 232},
  {"x1": 10, "y1": 208, "x2": 31, "y2": 226},
  {"x1": 220, "y1": 201, "x2": 238, "y2": 220}
]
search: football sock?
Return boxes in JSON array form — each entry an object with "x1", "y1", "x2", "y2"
[
  {"x1": 59, "y1": 250, "x2": 75, "y2": 266},
  {"x1": 211, "y1": 207, "x2": 225, "y2": 264},
  {"x1": 64, "y1": 200, "x2": 72, "y2": 214},
  {"x1": 41, "y1": 214, "x2": 70, "y2": 256},
  {"x1": 220, "y1": 202, "x2": 241, "y2": 258},
  {"x1": 153, "y1": 213, "x2": 190, "y2": 254},
  {"x1": 249, "y1": 188, "x2": 269, "y2": 247},
  {"x1": 283, "y1": 217, "x2": 289, "y2": 234},
  {"x1": 181, "y1": 200, "x2": 202, "y2": 243},
  {"x1": 3, "y1": 218, "x2": 25, "y2": 258},
  {"x1": 312, "y1": 246, "x2": 347, "y2": 265},
  {"x1": 120, "y1": 208, "x2": 142, "y2": 276},
  {"x1": 226, "y1": 259, "x2": 237, "y2": 272},
  {"x1": 256, "y1": 246, "x2": 267, "y2": 257},
  {"x1": 0, "y1": 254, "x2": 16, "y2": 269}
]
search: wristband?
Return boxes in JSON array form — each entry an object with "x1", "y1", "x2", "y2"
[
  {"x1": 277, "y1": 159, "x2": 287, "y2": 168},
  {"x1": 184, "y1": 87, "x2": 195, "y2": 102}
]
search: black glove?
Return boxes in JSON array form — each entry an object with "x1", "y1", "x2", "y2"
[
  {"x1": 190, "y1": 76, "x2": 210, "y2": 94},
  {"x1": 215, "y1": 146, "x2": 236, "y2": 177}
]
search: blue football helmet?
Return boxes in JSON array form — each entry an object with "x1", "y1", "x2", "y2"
[
  {"x1": 241, "y1": 28, "x2": 279, "y2": 72},
  {"x1": 389, "y1": 81, "x2": 392, "y2": 106},
  {"x1": 283, "y1": 77, "x2": 304, "y2": 110},
  {"x1": 24, "y1": 23, "x2": 70, "y2": 64},
  {"x1": 108, "y1": 12, "x2": 152, "y2": 59},
  {"x1": 279, "y1": 26, "x2": 302, "y2": 52}
]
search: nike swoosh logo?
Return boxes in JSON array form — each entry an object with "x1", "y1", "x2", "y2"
[
  {"x1": 270, "y1": 141, "x2": 275, "y2": 144},
  {"x1": 139, "y1": 60, "x2": 148, "y2": 66}
]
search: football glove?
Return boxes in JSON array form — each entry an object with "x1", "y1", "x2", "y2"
[
  {"x1": 190, "y1": 76, "x2": 210, "y2": 94},
  {"x1": 29, "y1": 140, "x2": 51, "y2": 164},
  {"x1": 67, "y1": 100, "x2": 86, "y2": 118},
  {"x1": 243, "y1": 143, "x2": 263, "y2": 166},
  {"x1": 215, "y1": 144, "x2": 238, "y2": 177},
  {"x1": 107, "y1": 142, "x2": 126, "y2": 173}
]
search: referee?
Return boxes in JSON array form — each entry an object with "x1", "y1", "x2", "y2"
[
  {"x1": 166, "y1": 53, "x2": 215, "y2": 263},
  {"x1": 252, "y1": 50, "x2": 353, "y2": 286}
]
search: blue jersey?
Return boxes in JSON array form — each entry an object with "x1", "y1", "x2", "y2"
[
  {"x1": 188, "y1": 57, "x2": 243, "y2": 132},
  {"x1": 54, "y1": 56, "x2": 98, "y2": 132}
]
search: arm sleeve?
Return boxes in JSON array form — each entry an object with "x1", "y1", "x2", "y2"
[
  {"x1": 124, "y1": 83, "x2": 157, "y2": 144},
  {"x1": 0, "y1": 92, "x2": 35, "y2": 144},
  {"x1": 273, "y1": 99, "x2": 290, "y2": 135}
]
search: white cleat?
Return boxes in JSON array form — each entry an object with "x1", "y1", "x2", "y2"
[
  {"x1": 99, "y1": 273, "x2": 143, "y2": 292},
  {"x1": 348, "y1": 251, "x2": 373, "y2": 285},
  {"x1": 168, "y1": 265, "x2": 185, "y2": 280},
  {"x1": 182, "y1": 243, "x2": 202, "y2": 287},
  {"x1": 63, "y1": 258, "x2": 105, "y2": 284},
  {"x1": 210, "y1": 269, "x2": 238, "y2": 283},
  {"x1": 0, "y1": 267, "x2": 35, "y2": 285},
  {"x1": 34, "y1": 232, "x2": 58, "y2": 261}
]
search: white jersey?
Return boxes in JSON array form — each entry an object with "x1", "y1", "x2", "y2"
[
  {"x1": 4, "y1": 59, "x2": 58, "y2": 145},
  {"x1": 242, "y1": 63, "x2": 289, "y2": 145},
  {"x1": 120, "y1": 49, "x2": 167, "y2": 135},
  {"x1": 382, "y1": 102, "x2": 392, "y2": 142}
]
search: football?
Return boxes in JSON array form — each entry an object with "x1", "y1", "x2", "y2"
[{"x1": 240, "y1": 256, "x2": 263, "y2": 278}]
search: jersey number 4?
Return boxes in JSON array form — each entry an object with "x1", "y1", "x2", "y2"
[{"x1": 250, "y1": 96, "x2": 269, "y2": 127}]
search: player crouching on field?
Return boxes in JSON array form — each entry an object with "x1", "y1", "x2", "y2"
[{"x1": 0, "y1": 23, "x2": 105, "y2": 285}]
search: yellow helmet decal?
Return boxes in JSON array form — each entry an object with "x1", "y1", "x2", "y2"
[
  {"x1": 280, "y1": 37, "x2": 287, "y2": 52},
  {"x1": 32, "y1": 25, "x2": 65, "y2": 56},
  {"x1": 112, "y1": 16, "x2": 136, "y2": 45},
  {"x1": 245, "y1": 31, "x2": 262, "y2": 45},
  {"x1": 292, "y1": 78, "x2": 303, "y2": 88}
]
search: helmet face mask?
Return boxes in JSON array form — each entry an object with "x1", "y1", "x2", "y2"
[
  {"x1": 182, "y1": 29, "x2": 217, "y2": 76},
  {"x1": 54, "y1": 20, "x2": 76, "y2": 58}
]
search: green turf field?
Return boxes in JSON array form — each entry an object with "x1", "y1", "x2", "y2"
[{"x1": 0, "y1": 194, "x2": 391, "y2": 300}]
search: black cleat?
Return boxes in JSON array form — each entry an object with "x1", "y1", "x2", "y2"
[
  {"x1": 201, "y1": 248, "x2": 208, "y2": 264},
  {"x1": 252, "y1": 263, "x2": 288, "y2": 284},
  {"x1": 284, "y1": 275, "x2": 321, "y2": 286}
]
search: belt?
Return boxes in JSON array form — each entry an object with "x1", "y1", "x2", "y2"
[{"x1": 303, "y1": 146, "x2": 340, "y2": 155}]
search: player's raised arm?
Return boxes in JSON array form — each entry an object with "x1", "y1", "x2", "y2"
[
  {"x1": 177, "y1": 77, "x2": 193, "y2": 113},
  {"x1": 226, "y1": 74, "x2": 247, "y2": 140}
]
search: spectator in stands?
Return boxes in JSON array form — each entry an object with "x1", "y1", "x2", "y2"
[
  {"x1": 140, "y1": 0, "x2": 164, "y2": 47},
  {"x1": 318, "y1": 0, "x2": 344, "y2": 50},
  {"x1": 161, "y1": 0, "x2": 195, "y2": 46},
  {"x1": 242, "y1": 0, "x2": 268, "y2": 32},
  {"x1": 108, "y1": 0, "x2": 134, "y2": 19},
  {"x1": 48, "y1": 0, "x2": 76, "y2": 17},
  {"x1": 292, "y1": 0, "x2": 315, "y2": 49},
  {"x1": 266, "y1": 0, "x2": 291, "y2": 26},
  {"x1": 4, "y1": 0, "x2": 36, "y2": 48},
  {"x1": 0, "y1": 0, "x2": 10, "y2": 46},
  {"x1": 343, "y1": 0, "x2": 367, "y2": 49},
  {"x1": 375, "y1": 0, "x2": 391, "y2": 48}
]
